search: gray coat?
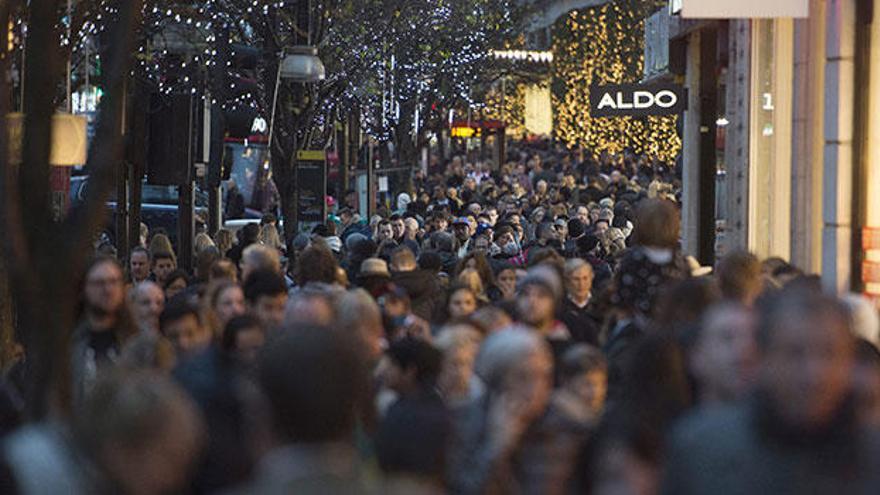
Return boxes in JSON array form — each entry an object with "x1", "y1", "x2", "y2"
[{"x1": 661, "y1": 401, "x2": 880, "y2": 495}]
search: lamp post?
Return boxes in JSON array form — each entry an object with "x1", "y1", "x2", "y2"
[
  {"x1": 266, "y1": 45, "x2": 324, "y2": 234},
  {"x1": 266, "y1": 46, "x2": 325, "y2": 158}
]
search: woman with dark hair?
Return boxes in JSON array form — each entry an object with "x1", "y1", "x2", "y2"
[
  {"x1": 163, "y1": 269, "x2": 190, "y2": 301},
  {"x1": 441, "y1": 283, "x2": 481, "y2": 324},
  {"x1": 222, "y1": 314, "x2": 265, "y2": 367},
  {"x1": 456, "y1": 251, "x2": 503, "y2": 302},
  {"x1": 605, "y1": 199, "x2": 690, "y2": 394}
]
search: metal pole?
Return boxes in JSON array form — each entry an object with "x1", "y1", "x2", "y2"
[
  {"x1": 367, "y1": 141, "x2": 375, "y2": 218},
  {"x1": 267, "y1": 59, "x2": 283, "y2": 159},
  {"x1": 66, "y1": 0, "x2": 72, "y2": 111},
  {"x1": 203, "y1": 93, "x2": 221, "y2": 235}
]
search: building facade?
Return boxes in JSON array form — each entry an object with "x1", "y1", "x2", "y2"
[{"x1": 667, "y1": 0, "x2": 880, "y2": 300}]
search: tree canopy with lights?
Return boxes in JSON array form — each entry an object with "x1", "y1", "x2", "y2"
[{"x1": 552, "y1": 0, "x2": 680, "y2": 162}]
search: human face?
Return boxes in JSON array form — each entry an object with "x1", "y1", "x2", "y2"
[
  {"x1": 85, "y1": 261, "x2": 125, "y2": 316},
  {"x1": 691, "y1": 308, "x2": 758, "y2": 403},
  {"x1": 502, "y1": 349, "x2": 553, "y2": 422},
  {"x1": 439, "y1": 344, "x2": 478, "y2": 399},
  {"x1": 153, "y1": 258, "x2": 176, "y2": 284},
  {"x1": 378, "y1": 224, "x2": 394, "y2": 242},
  {"x1": 132, "y1": 284, "x2": 165, "y2": 333},
  {"x1": 610, "y1": 170, "x2": 622, "y2": 183},
  {"x1": 594, "y1": 220, "x2": 609, "y2": 236},
  {"x1": 517, "y1": 285, "x2": 556, "y2": 331},
  {"x1": 404, "y1": 219, "x2": 419, "y2": 240},
  {"x1": 392, "y1": 219, "x2": 405, "y2": 240},
  {"x1": 130, "y1": 252, "x2": 150, "y2": 282},
  {"x1": 234, "y1": 327, "x2": 266, "y2": 365},
  {"x1": 497, "y1": 269, "x2": 517, "y2": 300},
  {"x1": 555, "y1": 223, "x2": 568, "y2": 240},
  {"x1": 569, "y1": 370, "x2": 608, "y2": 415},
  {"x1": 164, "y1": 314, "x2": 211, "y2": 356},
  {"x1": 577, "y1": 206, "x2": 590, "y2": 226},
  {"x1": 533, "y1": 209, "x2": 546, "y2": 224},
  {"x1": 253, "y1": 293, "x2": 288, "y2": 330},
  {"x1": 214, "y1": 286, "x2": 246, "y2": 328},
  {"x1": 165, "y1": 277, "x2": 187, "y2": 300},
  {"x1": 496, "y1": 231, "x2": 515, "y2": 249},
  {"x1": 759, "y1": 311, "x2": 854, "y2": 429},
  {"x1": 536, "y1": 181, "x2": 548, "y2": 195},
  {"x1": 454, "y1": 223, "x2": 470, "y2": 242},
  {"x1": 449, "y1": 289, "x2": 478, "y2": 319},
  {"x1": 340, "y1": 212, "x2": 352, "y2": 226},
  {"x1": 567, "y1": 266, "x2": 594, "y2": 302},
  {"x1": 473, "y1": 236, "x2": 490, "y2": 251}
]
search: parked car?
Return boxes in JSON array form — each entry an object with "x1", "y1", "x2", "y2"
[{"x1": 70, "y1": 176, "x2": 260, "y2": 249}]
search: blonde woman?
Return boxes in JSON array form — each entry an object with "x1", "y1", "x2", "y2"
[
  {"x1": 259, "y1": 224, "x2": 283, "y2": 252},
  {"x1": 434, "y1": 324, "x2": 484, "y2": 405},
  {"x1": 457, "y1": 268, "x2": 488, "y2": 304},
  {"x1": 148, "y1": 234, "x2": 177, "y2": 265},
  {"x1": 213, "y1": 228, "x2": 235, "y2": 257},
  {"x1": 193, "y1": 233, "x2": 216, "y2": 257}
]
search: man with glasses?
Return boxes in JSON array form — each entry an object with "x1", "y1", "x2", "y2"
[{"x1": 72, "y1": 257, "x2": 133, "y2": 403}]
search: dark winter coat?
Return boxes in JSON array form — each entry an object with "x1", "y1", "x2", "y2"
[{"x1": 392, "y1": 269, "x2": 444, "y2": 322}]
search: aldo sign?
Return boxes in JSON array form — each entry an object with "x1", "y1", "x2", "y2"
[{"x1": 589, "y1": 83, "x2": 687, "y2": 118}]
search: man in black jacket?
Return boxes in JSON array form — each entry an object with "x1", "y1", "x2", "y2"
[
  {"x1": 390, "y1": 247, "x2": 443, "y2": 322},
  {"x1": 560, "y1": 259, "x2": 601, "y2": 346}
]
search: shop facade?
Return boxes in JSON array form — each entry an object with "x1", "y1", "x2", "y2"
[{"x1": 666, "y1": 0, "x2": 880, "y2": 300}]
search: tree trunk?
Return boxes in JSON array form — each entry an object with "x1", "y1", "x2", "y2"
[{"x1": 0, "y1": 0, "x2": 142, "y2": 420}]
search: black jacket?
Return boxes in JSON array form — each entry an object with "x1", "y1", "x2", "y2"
[
  {"x1": 392, "y1": 269, "x2": 444, "y2": 322},
  {"x1": 559, "y1": 298, "x2": 601, "y2": 346}
]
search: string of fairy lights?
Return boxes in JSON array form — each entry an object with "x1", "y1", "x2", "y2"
[
  {"x1": 480, "y1": 1, "x2": 680, "y2": 163},
  {"x1": 7, "y1": 0, "x2": 518, "y2": 146},
  {"x1": 551, "y1": 1, "x2": 681, "y2": 162},
  {"x1": 12, "y1": 0, "x2": 679, "y2": 161}
]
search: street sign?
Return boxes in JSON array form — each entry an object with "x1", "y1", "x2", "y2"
[
  {"x1": 297, "y1": 149, "x2": 326, "y2": 161},
  {"x1": 295, "y1": 151, "x2": 327, "y2": 227},
  {"x1": 589, "y1": 83, "x2": 687, "y2": 118}
]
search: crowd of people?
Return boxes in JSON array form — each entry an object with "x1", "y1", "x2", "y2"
[{"x1": 2, "y1": 141, "x2": 880, "y2": 494}]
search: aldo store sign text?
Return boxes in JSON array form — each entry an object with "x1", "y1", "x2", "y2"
[{"x1": 589, "y1": 83, "x2": 687, "y2": 118}]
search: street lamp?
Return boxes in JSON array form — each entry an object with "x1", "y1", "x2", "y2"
[
  {"x1": 267, "y1": 46, "x2": 325, "y2": 155},
  {"x1": 279, "y1": 46, "x2": 326, "y2": 82}
]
